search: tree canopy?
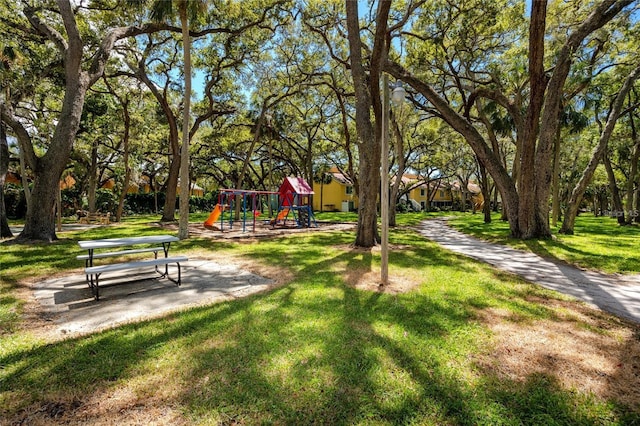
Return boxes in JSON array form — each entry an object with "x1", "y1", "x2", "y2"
[{"x1": 1, "y1": 0, "x2": 639, "y2": 243}]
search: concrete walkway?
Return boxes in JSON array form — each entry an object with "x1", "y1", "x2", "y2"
[
  {"x1": 34, "y1": 259, "x2": 273, "y2": 336},
  {"x1": 415, "y1": 219, "x2": 640, "y2": 324}
]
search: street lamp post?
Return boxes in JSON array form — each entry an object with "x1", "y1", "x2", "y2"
[{"x1": 381, "y1": 75, "x2": 406, "y2": 286}]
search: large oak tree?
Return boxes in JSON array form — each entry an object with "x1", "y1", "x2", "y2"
[
  {"x1": 0, "y1": 0, "x2": 191, "y2": 241},
  {"x1": 385, "y1": 0, "x2": 634, "y2": 238}
]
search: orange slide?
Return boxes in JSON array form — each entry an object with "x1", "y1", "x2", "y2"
[
  {"x1": 269, "y1": 208, "x2": 289, "y2": 227},
  {"x1": 204, "y1": 204, "x2": 222, "y2": 229}
]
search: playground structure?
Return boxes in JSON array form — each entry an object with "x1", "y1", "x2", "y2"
[
  {"x1": 277, "y1": 177, "x2": 316, "y2": 228},
  {"x1": 204, "y1": 177, "x2": 317, "y2": 232}
]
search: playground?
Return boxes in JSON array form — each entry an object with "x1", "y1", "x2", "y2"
[{"x1": 203, "y1": 177, "x2": 318, "y2": 234}]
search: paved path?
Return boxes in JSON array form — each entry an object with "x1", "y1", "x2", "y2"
[{"x1": 415, "y1": 219, "x2": 640, "y2": 324}]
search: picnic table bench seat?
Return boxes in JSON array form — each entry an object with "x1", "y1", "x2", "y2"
[{"x1": 84, "y1": 255, "x2": 188, "y2": 300}]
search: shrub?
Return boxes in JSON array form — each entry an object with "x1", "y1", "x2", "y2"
[
  {"x1": 396, "y1": 202, "x2": 409, "y2": 213},
  {"x1": 95, "y1": 188, "x2": 118, "y2": 214},
  {"x1": 187, "y1": 192, "x2": 217, "y2": 213},
  {"x1": 61, "y1": 187, "x2": 82, "y2": 216},
  {"x1": 125, "y1": 192, "x2": 166, "y2": 214},
  {"x1": 3, "y1": 183, "x2": 27, "y2": 219}
]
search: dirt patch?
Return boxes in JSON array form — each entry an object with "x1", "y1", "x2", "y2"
[
  {"x1": 475, "y1": 298, "x2": 640, "y2": 411},
  {"x1": 333, "y1": 238, "x2": 640, "y2": 410},
  {"x1": 332, "y1": 243, "x2": 423, "y2": 294},
  {"x1": 162, "y1": 220, "x2": 356, "y2": 240},
  {"x1": 10, "y1": 271, "x2": 74, "y2": 341},
  {"x1": 11, "y1": 389, "x2": 187, "y2": 425},
  {"x1": 347, "y1": 269, "x2": 420, "y2": 294}
]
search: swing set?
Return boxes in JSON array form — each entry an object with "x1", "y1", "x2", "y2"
[{"x1": 203, "y1": 177, "x2": 317, "y2": 232}]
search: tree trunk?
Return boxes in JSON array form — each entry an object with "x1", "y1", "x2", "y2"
[
  {"x1": 599, "y1": 187, "x2": 609, "y2": 216},
  {"x1": 424, "y1": 181, "x2": 431, "y2": 212},
  {"x1": 533, "y1": 0, "x2": 633, "y2": 238},
  {"x1": 460, "y1": 185, "x2": 468, "y2": 212},
  {"x1": 603, "y1": 152, "x2": 625, "y2": 225},
  {"x1": 560, "y1": 64, "x2": 640, "y2": 234},
  {"x1": 625, "y1": 109, "x2": 639, "y2": 225},
  {"x1": 0, "y1": 118, "x2": 13, "y2": 238},
  {"x1": 178, "y1": 4, "x2": 191, "y2": 239},
  {"x1": 18, "y1": 16, "x2": 90, "y2": 242},
  {"x1": 88, "y1": 139, "x2": 98, "y2": 213},
  {"x1": 161, "y1": 156, "x2": 180, "y2": 222},
  {"x1": 389, "y1": 110, "x2": 405, "y2": 227},
  {"x1": 56, "y1": 184, "x2": 62, "y2": 232},
  {"x1": 346, "y1": 0, "x2": 390, "y2": 247},
  {"x1": 478, "y1": 160, "x2": 492, "y2": 223},
  {"x1": 635, "y1": 183, "x2": 640, "y2": 223},
  {"x1": 18, "y1": 140, "x2": 31, "y2": 211},
  {"x1": 551, "y1": 124, "x2": 562, "y2": 227},
  {"x1": 385, "y1": 59, "x2": 521, "y2": 236},
  {"x1": 355, "y1": 141, "x2": 382, "y2": 247},
  {"x1": 116, "y1": 98, "x2": 131, "y2": 222},
  {"x1": 157, "y1": 109, "x2": 179, "y2": 222},
  {"x1": 518, "y1": 0, "x2": 549, "y2": 239},
  {"x1": 401, "y1": 0, "x2": 632, "y2": 239},
  {"x1": 9, "y1": 0, "x2": 206, "y2": 241},
  {"x1": 474, "y1": 98, "x2": 500, "y2": 224},
  {"x1": 21, "y1": 162, "x2": 68, "y2": 240},
  {"x1": 129, "y1": 56, "x2": 182, "y2": 223}
]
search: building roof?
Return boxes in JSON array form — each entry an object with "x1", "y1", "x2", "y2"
[
  {"x1": 450, "y1": 181, "x2": 481, "y2": 194},
  {"x1": 279, "y1": 176, "x2": 314, "y2": 196},
  {"x1": 326, "y1": 167, "x2": 353, "y2": 185}
]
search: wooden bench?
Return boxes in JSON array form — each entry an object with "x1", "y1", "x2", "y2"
[
  {"x1": 84, "y1": 255, "x2": 188, "y2": 301},
  {"x1": 79, "y1": 212, "x2": 110, "y2": 225}
]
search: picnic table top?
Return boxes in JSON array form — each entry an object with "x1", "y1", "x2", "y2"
[{"x1": 78, "y1": 235, "x2": 179, "y2": 250}]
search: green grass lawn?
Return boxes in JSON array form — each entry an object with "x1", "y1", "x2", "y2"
[
  {"x1": 1, "y1": 213, "x2": 639, "y2": 424},
  {"x1": 448, "y1": 212, "x2": 640, "y2": 274}
]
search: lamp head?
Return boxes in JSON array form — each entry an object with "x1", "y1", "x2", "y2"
[{"x1": 391, "y1": 83, "x2": 407, "y2": 106}]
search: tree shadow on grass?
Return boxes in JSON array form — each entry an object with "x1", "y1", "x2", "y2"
[
  {"x1": 0, "y1": 240, "x2": 81, "y2": 273},
  {"x1": 174, "y1": 265, "x2": 479, "y2": 424},
  {"x1": 177, "y1": 240, "x2": 640, "y2": 423}
]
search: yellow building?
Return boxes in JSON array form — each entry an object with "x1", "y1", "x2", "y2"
[
  {"x1": 400, "y1": 175, "x2": 454, "y2": 210},
  {"x1": 404, "y1": 177, "x2": 483, "y2": 211},
  {"x1": 312, "y1": 168, "x2": 358, "y2": 212},
  {"x1": 311, "y1": 167, "x2": 484, "y2": 212}
]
